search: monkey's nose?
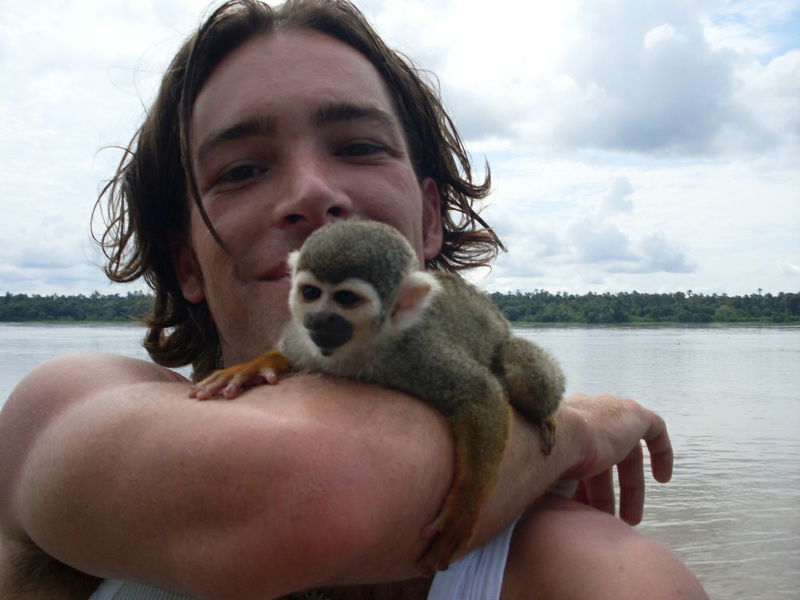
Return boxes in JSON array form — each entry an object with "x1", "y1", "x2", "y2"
[{"x1": 304, "y1": 312, "x2": 353, "y2": 353}]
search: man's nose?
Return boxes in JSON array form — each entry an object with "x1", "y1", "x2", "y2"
[{"x1": 272, "y1": 154, "x2": 353, "y2": 230}]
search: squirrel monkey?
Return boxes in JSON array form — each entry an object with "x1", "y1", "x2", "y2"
[{"x1": 191, "y1": 220, "x2": 565, "y2": 574}]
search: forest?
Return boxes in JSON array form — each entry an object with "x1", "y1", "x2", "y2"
[
  {"x1": 0, "y1": 291, "x2": 153, "y2": 323},
  {"x1": 491, "y1": 289, "x2": 800, "y2": 324},
  {"x1": 2, "y1": 289, "x2": 798, "y2": 324}
]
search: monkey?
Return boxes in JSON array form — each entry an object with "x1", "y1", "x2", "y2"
[{"x1": 190, "y1": 219, "x2": 565, "y2": 575}]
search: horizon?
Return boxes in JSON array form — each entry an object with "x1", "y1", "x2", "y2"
[{"x1": 4, "y1": 287, "x2": 798, "y2": 298}]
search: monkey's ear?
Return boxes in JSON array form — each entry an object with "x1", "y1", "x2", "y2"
[
  {"x1": 390, "y1": 272, "x2": 441, "y2": 330},
  {"x1": 287, "y1": 250, "x2": 301, "y2": 274}
]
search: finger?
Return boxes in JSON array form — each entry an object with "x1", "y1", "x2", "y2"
[
  {"x1": 200, "y1": 378, "x2": 234, "y2": 399},
  {"x1": 222, "y1": 371, "x2": 254, "y2": 399},
  {"x1": 221, "y1": 383, "x2": 243, "y2": 400},
  {"x1": 584, "y1": 469, "x2": 615, "y2": 516},
  {"x1": 617, "y1": 442, "x2": 645, "y2": 525},
  {"x1": 189, "y1": 383, "x2": 219, "y2": 400},
  {"x1": 643, "y1": 412, "x2": 673, "y2": 483},
  {"x1": 260, "y1": 368, "x2": 279, "y2": 385},
  {"x1": 190, "y1": 372, "x2": 229, "y2": 400}
]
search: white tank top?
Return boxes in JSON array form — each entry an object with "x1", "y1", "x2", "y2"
[{"x1": 89, "y1": 516, "x2": 519, "y2": 600}]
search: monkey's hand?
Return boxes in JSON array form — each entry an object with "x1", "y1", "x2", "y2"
[
  {"x1": 537, "y1": 416, "x2": 558, "y2": 455},
  {"x1": 417, "y1": 492, "x2": 481, "y2": 576},
  {"x1": 189, "y1": 349, "x2": 293, "y2": 400}
]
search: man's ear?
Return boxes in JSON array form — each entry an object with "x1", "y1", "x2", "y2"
[
  {"x1": 390, "y1": 271, "x2": 442, "y2": 330},
  {"x1": 421, "y1": 177, "x2": 443, "y2": 262},
  {"x1": 170, "y1": 233, "x2": 205, "y2": 304}
]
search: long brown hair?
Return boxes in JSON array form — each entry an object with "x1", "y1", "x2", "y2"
[{"x1": 93, "y1": 0, "x2": 502, "y2": 379}]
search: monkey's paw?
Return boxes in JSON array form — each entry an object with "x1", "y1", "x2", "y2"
[
  {"x1": 188, "y1": 350, "x2": 292, "y2": 400},
  {"x1": 538, "y1": 416, "x2": 557, "y2": 455},
  {"x1": 416, "y1": 508, "x2": 477, "y2": 576}
]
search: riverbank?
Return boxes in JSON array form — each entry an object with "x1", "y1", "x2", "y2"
[{"x1": 3, "y1": 290, "x2": 799, "y2": 324}]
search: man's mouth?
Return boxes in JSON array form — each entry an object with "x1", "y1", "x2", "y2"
[{"x1": 262, "y1": 262, "x2": 291, "y2": 282}]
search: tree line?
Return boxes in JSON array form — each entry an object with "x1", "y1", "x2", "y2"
[
  {"x1": 1, "y1": 289, "x2": 799, "y2": 324},
  {"x1": 491, "y1": 289, "x2": 800, "y2": 324},
  {"x1": 0, "y1": 291, "x2": 153, "y2": 322}
]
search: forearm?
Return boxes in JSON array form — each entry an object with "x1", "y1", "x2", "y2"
[
  {"x1": 466, "y1": 404, "x2": 584, "y2": 552},
  {"x1": 8, "y1": 368, "x2": 455, "y2": 598},
  {"x1": 6, "y1": 355, "x2": 666, "y2": 598}
]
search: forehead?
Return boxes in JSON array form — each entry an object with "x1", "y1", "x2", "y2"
[{"x1": 191, "y1": 29, "x2": 400, "y2": 143}]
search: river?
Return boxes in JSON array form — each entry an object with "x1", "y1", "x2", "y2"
[{"x1": 1, "y1": 322, "x2": 798, "y2": 598}]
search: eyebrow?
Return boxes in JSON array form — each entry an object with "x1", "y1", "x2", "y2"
[
  {"x1": 194, "y1": 102, "x2": 401, "y2": 165},
  {"x1": 195, "y1": 114, "x2": 277, "y2": 165},
  {"x1": 311, "y1": 102, "x2": 399, "y2": 132}
]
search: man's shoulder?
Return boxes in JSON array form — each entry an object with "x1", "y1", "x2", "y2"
[
  {"x1": 5, "y1": 352, "x2": 184, "y2": 414},
  {"x1": 0, "y1": 353, "x2": 185, "y2": 514}
]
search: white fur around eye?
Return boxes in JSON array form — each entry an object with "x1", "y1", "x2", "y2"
[
  {"x1": 333, "y1": 278, "x2": 382, "y2": 317},
  {"x1": 289, "y1": 271, "x2": 326, "y2": 314}
]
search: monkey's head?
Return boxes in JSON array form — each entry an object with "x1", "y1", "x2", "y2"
[{"x1": 286, "y1": 220, "x2": 441, "y2": 359}]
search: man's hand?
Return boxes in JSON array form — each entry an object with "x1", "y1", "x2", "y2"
[{"x1": 558, "y1": 392, "x2": 673, "y2": 525}]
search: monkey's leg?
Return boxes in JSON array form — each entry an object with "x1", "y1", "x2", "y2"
[
  {"x1": 494, "y1": 337, "x2": 565, "y2": 454},
  {"x1": 189, "y1": 349, "x2": 293, "y2": 400},
  {"x1": 417, "y1": 395, "x2": 512, "y2": 575}
]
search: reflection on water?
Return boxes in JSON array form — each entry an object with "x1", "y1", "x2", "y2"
[
  {"x1": 517, "y1": 324, "x2": 800, "y2": 599},
  {"x1": 1, "y1": 322, "x2": 799, "y2": 598}
]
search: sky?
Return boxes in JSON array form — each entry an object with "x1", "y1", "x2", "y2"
[{"x1": 0, "y1": 0, "x2": 798, "y2": 297}]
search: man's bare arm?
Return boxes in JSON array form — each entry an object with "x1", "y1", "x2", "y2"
[
  {"x1": 0, "y1": 353, "x2": 671, "y2": 599},
  {"x1": 2, "y1": 353, "x2": 455, "y2": 599}
]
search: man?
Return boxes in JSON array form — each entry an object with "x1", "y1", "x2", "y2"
[{"x1": 0, "y1": 1, "x2": 706, "y2": 599}]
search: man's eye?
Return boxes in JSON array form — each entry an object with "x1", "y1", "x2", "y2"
[
  {"x1": 302, "y1": 286, "x2": 322, "y2": 301},
  {"x1": 334, "y1": 290, "x2": 361, "y2": 307},
  {"x1": 338, "y1": 142, "x2": 385, "y2": 158},
  {"x1": 219, "y1": 164, "x2": 264, "y2": 184}
]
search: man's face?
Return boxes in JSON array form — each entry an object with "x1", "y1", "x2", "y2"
[{"x1": 174, "y1": 30, "x2": 443, "y2": 365}]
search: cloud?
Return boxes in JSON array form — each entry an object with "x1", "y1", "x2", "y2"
[
  {"x1": 780, "y1": 260, "x2": 800, "y2": 277},
  {"x1": 597, "y1": 177, "x2": 634, "y2": 217},
  {"x1": 382, "y1": 0, "x2": 800, "y2": 159},
  {"x1": 732, "y1": 49, "x2": 800, "y2": 153},
  {"x1": 634, "y1": 232, "x2": 696, "y2": 274},
  {"x1": 483, "y1": 176, "x2": 697, "y2": 281},
  {"x1": 535, "y1": 0, "x2": 757, "y2": 155},
  {"x1": 568, "y1": 217, "x2": 635, "y2": 263}
]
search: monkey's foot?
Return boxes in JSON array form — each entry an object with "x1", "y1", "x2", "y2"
[
  {"x1": 537, "y1": 416, "x2": 557, "y2": 455},
  {"x1": 189, "y1": 350, "x2": 292, "y2": 400},
  {"x1": 416, "y1": 507, "x2": 478, "y2": 576}
]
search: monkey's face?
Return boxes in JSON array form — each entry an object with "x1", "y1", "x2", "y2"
[{"x1": 288, "y1": 269, "x2": 384, "y2": 358}]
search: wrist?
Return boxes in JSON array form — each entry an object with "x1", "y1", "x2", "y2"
[{"x1": 552, "y1": 402, "x2": 591, "y2": 481}]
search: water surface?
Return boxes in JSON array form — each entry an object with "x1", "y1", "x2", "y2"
[
  {"x1": 516, "y1": 324, "x2": 800, "y2": 599},
  {"x1": 1, "y1": 322, "x2": 798, "y2": 598}
]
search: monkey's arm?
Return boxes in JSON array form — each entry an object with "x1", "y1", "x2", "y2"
[{"x1": 189, "y1": 349, "x2": 292, "y2": 399}]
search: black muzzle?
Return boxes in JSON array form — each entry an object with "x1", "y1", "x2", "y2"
[{"x1": 303, "y1": 313, "x2": 353, "y2": 355}]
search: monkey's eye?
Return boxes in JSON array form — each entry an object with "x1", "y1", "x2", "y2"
[
  {"x1": 334, "y1": 290, "x2": 361, "y2": 307},
  {"x1": 302, "y1": 286, "x2": 322, "y2": 301}
]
